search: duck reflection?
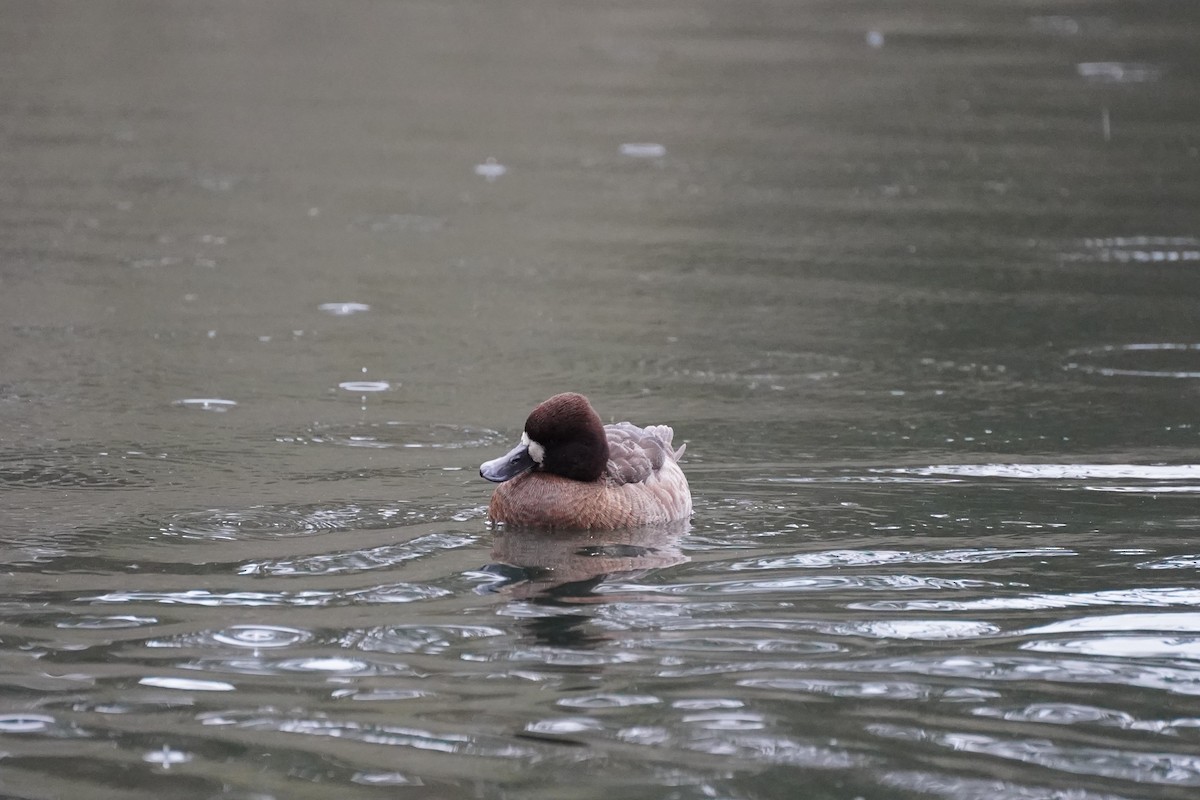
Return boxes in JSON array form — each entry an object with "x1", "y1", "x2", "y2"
[
  {"x1": 489, "y1": 522, "x2": 689, "y2": 600},
  {"x1": 482, "y1": 523, "x2": 689, "y2": 648},
  {"x1": 482, "y1": 520, "x2": 691, "y2": 652}
]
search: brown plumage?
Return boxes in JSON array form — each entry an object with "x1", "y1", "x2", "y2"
[{"x1": 480, "y1": 393, "x2": 692, "y2": 530}]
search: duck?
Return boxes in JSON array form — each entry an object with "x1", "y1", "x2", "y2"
[{"x1": 479, "y1": 392, "x2": 692, "y2": 529}]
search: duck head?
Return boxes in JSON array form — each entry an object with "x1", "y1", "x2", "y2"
[{"x1": 480, "y1": 392, "x2": 609, "y2": 483}]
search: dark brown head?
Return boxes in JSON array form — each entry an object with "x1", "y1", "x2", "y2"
[{"x1": 480, "y1": 392, "x2": 609, "y2": 483}]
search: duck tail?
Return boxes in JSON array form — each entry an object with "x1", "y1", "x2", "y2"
[{"x1": 645, "y1": 424, "x2": 686, "y2": 462}]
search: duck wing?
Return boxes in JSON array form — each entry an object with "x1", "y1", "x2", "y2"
[{"x1": 604, "y1": 422, "x2": 683, "y2": 486}]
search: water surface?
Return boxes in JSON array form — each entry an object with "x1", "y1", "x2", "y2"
[{"x1": 3, "y1": 1, "x2": 1200, "y2": 798}]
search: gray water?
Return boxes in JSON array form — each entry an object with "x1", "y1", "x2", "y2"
[{"x1": 3, "y1": 1, "x2": 1200, "y2": 798}]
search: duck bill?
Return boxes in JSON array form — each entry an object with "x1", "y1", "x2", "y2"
[{"x1": 480, "y1": 442, "x2": 535, "y2": 482}]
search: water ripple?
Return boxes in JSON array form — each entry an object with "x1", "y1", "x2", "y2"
[
  {"x1": 739, "y1": 677, "x2": 961, "y2": 701},
  {"x1": 557, "y1": 693, "x2": 661, "y2": 709},
  {"x1": 636, "y1": 636, "x2": 840, "y2": 656},
  {"x1": 1139, "y1": 554, "x2": 1200, "y2": 570},
  {"x1": 1028, "y1": 15, "x2": 1112, "y2": 36},
  {"x1": 825, "y1": 655, "x2": 1200, "y2": 696},
  {"x1": 148, "y1": 625, "x2": 313, "y2": 649},
  {"x1": 729, "y1": 548, "x2": 1074, "y2": 571},
  {"x1": 1066, "y1": 344, "x2": 1200, "y2": 380},
  {"x1": 681, "y1": 711, "x2": 765, "y2": 731},
  {"x1": 181, "y1": 655, "x2": 408, "y2": 677},
  {"x1": 811, "y1": 619, "x2": 1000, "y2": 640},
  {"x1": 349, "y1": 624, "x2": 504, "y2": 654},
  {"x1": 973, "y1": 703, "x2": 1200, "y2": 736},
  {"x1": 348, "y1": 214, "x2": 444, "y2": 234},
  {"x1": 201, "y1": 711, "x2": 538, "y2": 759},
  {"x1": 1060, "y1": 235, "x2": 1200, "y2": 264},
  {"x1": 281, "y1": 421, "x2": 503, "y2": 450},
  {"x1": 351, "y1": 771, "x2": 423, "y2": 786},
  {"x1": 612, "y1": 574, "x2": 1003, "y2": 596},
  {"x1": 317, "y1": 301, "x2": 370, "y2": 315},
  {"x1": 0, "y1": 713, "x2": 58, "y2": 733},
  {"x1": 619, "y1": 142, "x2": 667, "y2": 158},
  {"x1": 1024, "y1": 635, "x2": 1200, "y2": 660},
  {"x1": 882, "y1": 463, "x2": 1200, "y2": 481},
  {"x1": 56, "y1": 615, "x2": 157, "y2": 630},
  {"x1": 525, "y1": 717, "x2": 604, "y2": 735},
  {"x1": 239, "y1": 533, "x2": 476, "y2": 576},
  {"x1": 679, "y1": 733, "x2": 868, "y2": 768},
  {"x1": 173, "y1": 398, "x2": 238, "y2": 412},
  {"x1": 853, "y1": 586, "x2": 1200, "y2": 612},
  {"x1": 157, "y1": 502, "x2": 431, "y2": 541},
  {"x1": 1076, "y1": 62, "x2": 1163, "y2": 83},
  {"x1": 142, "y1": 744, "x2": 193, "y2": 768},
  {"x1": 333, "y1": 687, "x2": 435, "y2": 702},
  {"x1": 870, "y1": 724, "x2": 1200, "y2": 785},
  {"x1": 83, "y1": 583, "x2": 450, "y2": 607},
  {"x1": 139, "y1": 676, "x2": 235, "y2": 692},
  {"x1": 664, "y1": 350, "x2": 857, "y2": 390},
  {"x1": 337, "y1": 381, "x2": 392, "y2": 393},
  {"x1": 881, "y1": 769, "x2": 1137, "y2": 800},
  {"x1": 1027, "y1": 612, "x2": 1200, "y2": 635},
  {"x1": 0, "y1": 450, "x2": 155, "y2": 490}
]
